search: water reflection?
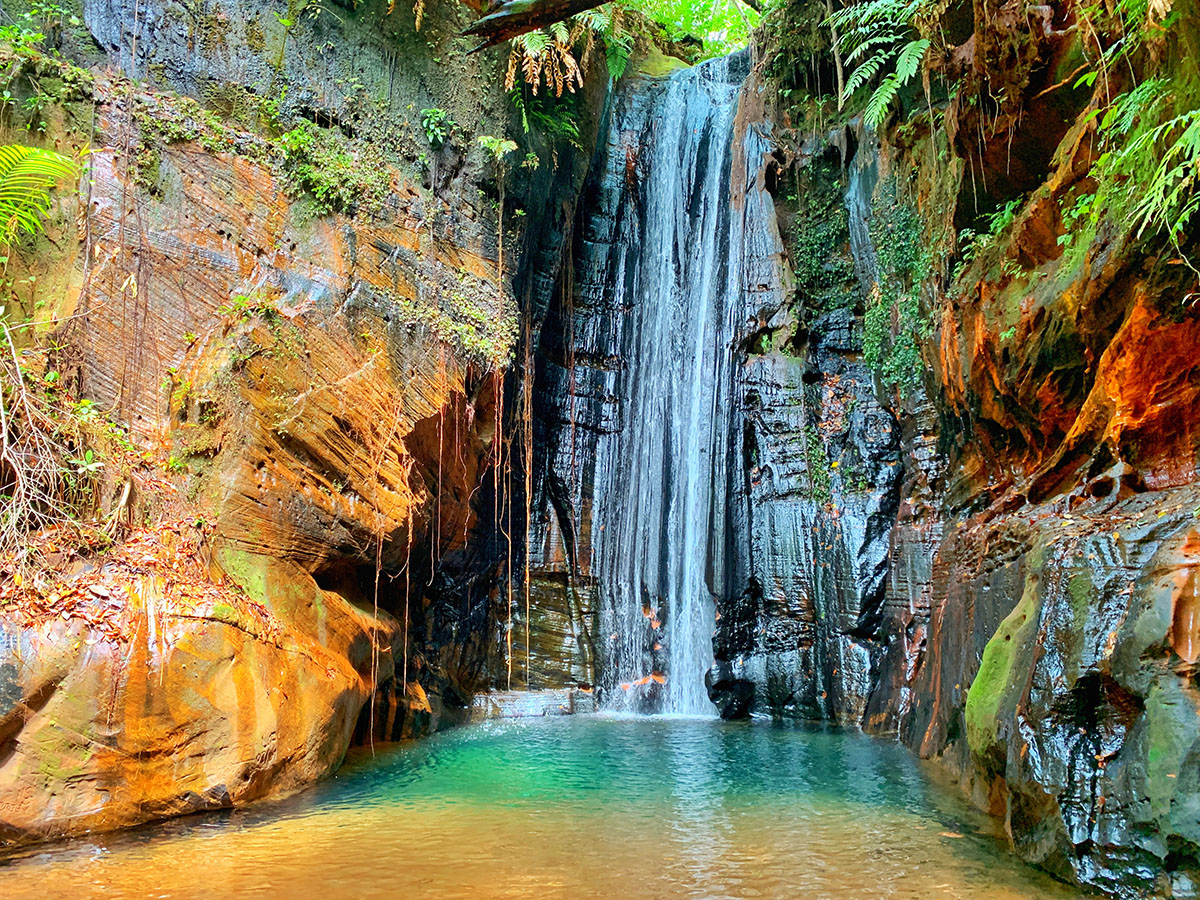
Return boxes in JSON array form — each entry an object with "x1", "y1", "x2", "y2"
[{"x1": 0, "y1": 717, "x2": 1085, "y2": 900}]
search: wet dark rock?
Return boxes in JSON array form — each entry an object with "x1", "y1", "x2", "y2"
[{"x1": 705, "y1": 665, "x2": 756, "y2": 719}]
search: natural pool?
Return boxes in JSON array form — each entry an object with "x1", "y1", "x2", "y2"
[{"x1": 0, "y1": 716, "x2": 1086, "y2": 900}]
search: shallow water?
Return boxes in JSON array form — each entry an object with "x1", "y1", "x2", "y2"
[{"x1": 1, "y1": 717, "x2": 1085, "y2": 900}]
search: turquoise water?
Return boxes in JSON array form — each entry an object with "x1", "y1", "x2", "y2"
[{"x1": 0, "y1": 716, "x2": 1085, "y2": 899}]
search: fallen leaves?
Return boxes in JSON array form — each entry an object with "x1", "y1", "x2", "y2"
[{"x1": 0, "y1": 518, "x2": 281, "y2": 648}]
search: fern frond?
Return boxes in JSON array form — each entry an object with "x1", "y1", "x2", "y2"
[
  {"x1": 575, "y1": 7, "x2": 610, "y2": 32},
  {"x1": 504, "y1": 47, "x2": 519, "y2": 92},
  {"x1": 864, "y1": 74, "x2": 901, "y2": 128},
  {"x1": 520, "y1": 30, "x2": 551, "y2": 55},
  {"x1": 843, "y1": 32, "x2": 905, "y2": 65},
  {"x1": 842, "y1": 53, "x2": 887, "y2": 100},
  {"x1": 1131, "y1": 110, "x2": 1200, "y2": 240},
  {"x1": 892, "y1": 37, "x2": 929, "y2": 83},
  {"x1": 0, "y1": 145, "x2": 78, "y2": 246}
]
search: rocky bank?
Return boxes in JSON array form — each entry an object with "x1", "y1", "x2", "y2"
[{"x1": 525, "y1": 1, "x2": 1200, "y2": 896}]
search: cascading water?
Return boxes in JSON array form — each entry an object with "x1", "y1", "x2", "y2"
[{"x1": 575, "y1": 53, "x2": 753, "y2": 715}]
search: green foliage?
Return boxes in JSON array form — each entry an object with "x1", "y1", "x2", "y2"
[
  {"x1": 419, "y1": 107, "x2": 452, "y2": 148},
  {"x1": 0, "y1": 143, "x2": 77, "y2": 245},
  {"x1": 789, "y1": 157, "x2": 858, "y2": 312},
  {"x1": 0, "y1": 4, "x2": 95, "y2": 134},
  {"x1": 954, "y1": 197, "x2": 1021, "y2": 280},
  {"x1": 1056, "y1": 192, "x2": 1094, "y2": 251},
  {"x1": 827, "y1": 0, "x2": 933, "y2": 128},
  {"x1": 1064, "y1": 3, "x2": 1197, "y2": 268},
  {"x1": 278, "y1": 120, "x2": 390, "y2": 215},
  {"x1": 1096, "y1": 86, "x2": 1200, "y2": 252},
  {"x1": 864, "y1": 182, "x2": 932, "y2": 397},
  {"x1": 216, "y1": 293, "x2": 277, "y2": 323},
  {"x1": 803, "y1": 424, "x2": 832, "y2": 504},
  {"x1": 622, "y1": 0, "x2": 760, "y2": 58},
  {"x1": 392, "y1": 284, "x2": 518, "y2": 367},
  {"x1": 477, "y1": 134, "x2": 518, "y2": 163},
  {"x1": 510, "y1": 88, "x2": 583, "y2": 149},
  {"x1": 506, "y1": 22, "x2": 586, "y2": 98},
  {"x1": 0, "y1": 340, "x2": 140, "y2": 564},
  {"x1": 572, "y1": 6, "x2": 634, "y2": 79}
]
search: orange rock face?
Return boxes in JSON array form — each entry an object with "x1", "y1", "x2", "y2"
[
  {"x1": 1, "y1": 66, "x2": 514, "y2": 846},
  {"x1": 0, "y1": 566, "x2": 397, "y2": 844}
]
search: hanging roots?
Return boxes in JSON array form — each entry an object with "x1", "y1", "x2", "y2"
[
  {"x1": 385, "y1": 0, "x2": 423, "y2": 32},
  {"x1": 0, "y1": 332, "x2": 135, "y2": 575}
]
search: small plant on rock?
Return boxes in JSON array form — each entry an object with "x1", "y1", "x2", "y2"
[{"x1": 420, "y1": 108, "x2": 452, "y2": 149}]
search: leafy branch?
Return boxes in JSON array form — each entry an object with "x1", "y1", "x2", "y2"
[{"x1": 0, "y1": 143, "x2": 78, "y2": 245}]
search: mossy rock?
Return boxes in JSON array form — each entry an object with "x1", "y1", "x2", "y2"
[{"x1": 965, "y1": 561, "x2": 1042, "y2": 771}]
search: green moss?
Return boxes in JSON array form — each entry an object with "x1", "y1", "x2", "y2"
[
  {"x1": 245, "y1": 16, "x2": 266, "y2": 52},
  {"x1": 965, "y1": 576, "x2": 1040, "y2": 765},
  {"x1": 803, "y1": 424, "x2": 832, "y2": 505},
  {"x1": 211, "y1": 600, "x2": 238, "y2": 621},
  {"x1": 392, "y1": 286, "x2": 518, "y2": 368},
  {"x1": 215, "y1": 546, "x2": 271, "y2": 605},
  {"x1": 1066, "y1": 571, "x2": 1092, "y2": 622},
  {"x1": 635, "y1": 44, "x2": 690, "y2": 78},
  {"x1": 1141, "y1": 679, "x2": 1200, "y2": 820},
  {"x1": 278, "y1": 120, "x2": 390, "y2": 215},
  {"x1": 787, "y1": 155, "x2": 859, "y2": 314},
  {"x1": 864, "y1": 179, "x2": 933, "y2": 397},
  {"x1": 130, "y1": 90, "x2": 264, "y2": 190},
  {"x1": 0, "y1": 38, "x2": 94, "y2": 134}
]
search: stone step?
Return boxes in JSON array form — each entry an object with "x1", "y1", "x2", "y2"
[{"x1": 470, "y1": 689, "x2": 596, "y2": 721}]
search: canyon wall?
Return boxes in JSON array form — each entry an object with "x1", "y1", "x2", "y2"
[
  {"x1": 2, "y1": 0, "x2": 1197, "y2": 894},
  {"x1": 728, "y1": 4, "x2": 1200, "y2": 896},
  {"x1": 0, "y1": 0, "x2": 601, "y2": 844}
]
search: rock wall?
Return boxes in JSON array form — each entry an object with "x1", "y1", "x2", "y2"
[
  {"x1": 0, "y1": 0, "x2": 602, "y2": 845},
  {"x1": 717, "y1": 2, "x2": 1200, "y2": 896}
]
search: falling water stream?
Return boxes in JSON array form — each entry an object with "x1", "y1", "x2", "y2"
[{"x1": 585, "y1": 54, "x2": 752, "y2": 715}]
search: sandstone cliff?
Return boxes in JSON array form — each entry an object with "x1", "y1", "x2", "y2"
[{"x1": 0, "y1": 0, "x2": 600, "y2": 845}]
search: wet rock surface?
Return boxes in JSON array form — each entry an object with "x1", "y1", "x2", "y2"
[{"x1": 711, "y1": 5, "x2": 1200, "y2": 895}]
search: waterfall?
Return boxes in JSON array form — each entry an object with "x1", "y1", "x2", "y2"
[{"x1": 576, "y1": 53, "x2": 752, "y2": 715}]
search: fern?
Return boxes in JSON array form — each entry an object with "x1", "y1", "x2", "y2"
[
  {"x1": 864, "y1": 73, "x2": 901, "y2": 128},
  {"x1": 827, "y1": 0, "x2": 933, "y2": 128},
  {"x1": 892, "y1": 36, "x2": 928, "y2": 82},
  {"x1": 0, "y1": 144, "x2": 78, "y2": 246},
  {"x1": 1128, "y1": 109, "x2": 1200, "y2": 242},
  {"x1": 506, "y1": 22, "x2": 585, "y2": 97},
  {"x1": 1073, "y1": 7, "x2": 1200, "y2": 270},
  {"x1": 844, "y1": 32, "x2": 906, "y2": 65},
  {"x1": 841, "y1": 53, "x2": 887, "y2": 98}
]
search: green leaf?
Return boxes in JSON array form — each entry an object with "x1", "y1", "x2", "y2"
[{"x1": 0, "y1": 144, "x2": 79, "y2": 246}]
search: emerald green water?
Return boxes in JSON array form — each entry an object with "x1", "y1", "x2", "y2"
[{"x1": 0, "y1": 716, "x2": 1085, "y2": 899}]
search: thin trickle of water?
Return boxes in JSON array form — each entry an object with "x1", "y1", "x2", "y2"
[
  {"x1": 844, "y1": 130, "x2": 881, "y2": 297},
  {"x1": 583, "y1": 54, "x2": 751, "y2": 715}
]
